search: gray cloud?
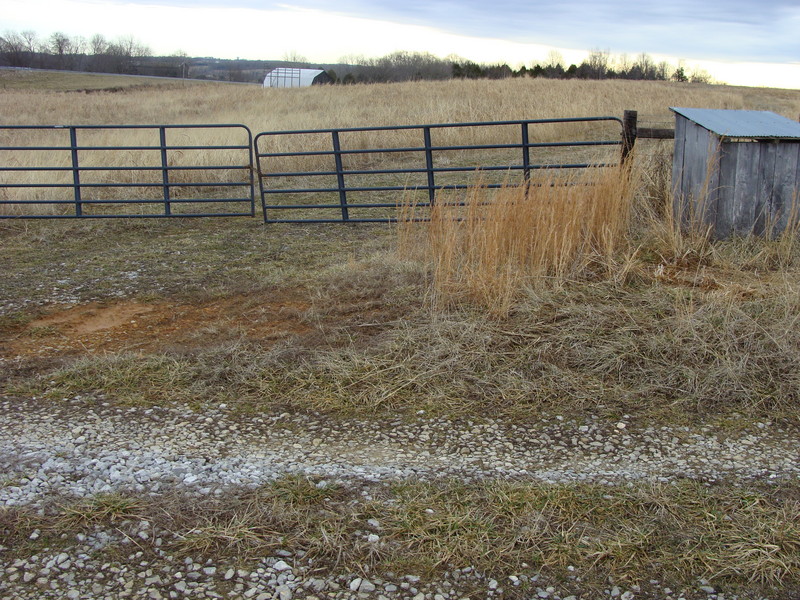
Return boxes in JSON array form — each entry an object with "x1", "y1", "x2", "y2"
[{"x1": 136, "y1": 0, "x2": 800, "y2": 62}]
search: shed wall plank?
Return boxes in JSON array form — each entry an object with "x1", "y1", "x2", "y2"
[
  {"x1": 683, "y1": 122, "x2": 717, "y2": 228},
  {"x1": 704, "y1": 135, "x2": 722, "y2": 228},
  {"x1": 715, "y1": 142, "x2": 739, "y2": 238},
  {"x1": 755, "y1": 141, "x2": 777, "y2": 236},
  {"x1": 672, "y1": 115, "x2": 688, "y2": 224},
  {"x1": 772, "y1": 143, "x2": 800, "y2": 232},
  {"x1": 732, "y1": 143, "x2": 761, "y2": 235}
]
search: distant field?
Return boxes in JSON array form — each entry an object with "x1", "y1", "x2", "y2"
[
  {"x1": 0, "y1": 68, "x2": 214, "y2": 92},
  {"x1": 2, "y1": 67, "x2": 800, "y2": 130}
]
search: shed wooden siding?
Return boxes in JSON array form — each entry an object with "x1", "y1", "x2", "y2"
[{"x1": 672, "y1": 114, "x2": 800, "y2": 238}]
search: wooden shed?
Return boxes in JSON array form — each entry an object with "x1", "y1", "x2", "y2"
[{"x1": 671, "y1": 107, "x2": 800, "y2": 238}]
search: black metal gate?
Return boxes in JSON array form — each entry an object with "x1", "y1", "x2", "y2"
[
  {"x1": 254, "y1": 117, "x2": 624, "y2": 223},
  {"x1": 0, "y1": 124, "x2": 255, "y2": 218}
]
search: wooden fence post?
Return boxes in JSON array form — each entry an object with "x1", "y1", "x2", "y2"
[{"x1": 622, "y1": 110, "x2": 638, "y2": 165}]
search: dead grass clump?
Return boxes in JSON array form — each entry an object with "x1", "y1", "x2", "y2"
[
  {"x1": 400, "y1": 166, "x2": 634, "y2": 316},
  {"x1": 60, "y1": 492, "x2": 144, "y2": 527},
  {"x1": 162, "y1": 476, "x2": 354, "y2": 562}
]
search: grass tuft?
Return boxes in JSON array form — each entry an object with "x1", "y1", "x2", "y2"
[{"x1": 400, "y1": 167, "x2": 634, "y2": 316}]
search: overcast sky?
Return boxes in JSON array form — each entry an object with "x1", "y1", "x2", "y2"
[{"x1": 3, "y1": 0, "x2": 800, "y2": 88}]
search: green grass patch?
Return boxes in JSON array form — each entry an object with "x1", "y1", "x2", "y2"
[{"x1": 2, "y1": 478, "x2": 798, "y2": 596}]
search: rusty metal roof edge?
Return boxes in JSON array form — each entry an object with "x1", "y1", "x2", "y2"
[{"x1": 670, "y1": 107, "x2": 800, "y2": 140}]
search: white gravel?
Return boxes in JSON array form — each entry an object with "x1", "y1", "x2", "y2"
[
  {"x1": 1, "y1": 397, "x2": 798, "y2": 507},
  {"x1": 1, "y1": 395, "x2": 798, "y2": 599}
]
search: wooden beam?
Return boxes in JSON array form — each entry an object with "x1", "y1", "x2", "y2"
[{"x1": 638, "y1": 127, "x2": 675, "y2": 139}]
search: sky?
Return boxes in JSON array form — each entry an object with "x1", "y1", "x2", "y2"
[{"x1": 3, "y1": 0, "x2": 800, "y2": 89}]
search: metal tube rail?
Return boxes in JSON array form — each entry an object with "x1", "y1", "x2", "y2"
[
  {"x1": 0, "y1": 124, "x2": 255, "y2": 219},
  {"x1": 255, "y1": 116, "x2": 625, "y2": 223}
]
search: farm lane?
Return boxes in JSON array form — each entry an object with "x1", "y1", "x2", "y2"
[
  {"x1": 2, "y1": 395, "x2": 798, "y2": 507},
  {"x1": 2, "y1": 396, "x2": 799, "y2": 600}
]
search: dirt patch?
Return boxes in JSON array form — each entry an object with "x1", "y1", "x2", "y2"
[
  {"x1": 29, "y1": 302, "x2": 159, "y2": 335},
  {"x1": 3, "y1": 292, "x2": 314, "y2": 359}
]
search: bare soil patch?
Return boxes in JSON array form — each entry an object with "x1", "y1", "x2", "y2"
[{"x1": 3, "y1": 292, "x2": 313, "y2": 359}]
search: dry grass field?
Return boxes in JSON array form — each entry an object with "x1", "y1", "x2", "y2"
[{"x1": 2, "y1": 71, "x2": 800, "y2": 598}]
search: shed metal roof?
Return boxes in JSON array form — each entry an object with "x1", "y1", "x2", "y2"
[{"x1": 670, "y1": 107, "x2": 800, "y2": 140}]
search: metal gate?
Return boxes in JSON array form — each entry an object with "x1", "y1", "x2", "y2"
[
  {"x1": 0, "y1": 124, "x2": 255, "y2": 218},
  {"x1": 254, "y1": 117, "x2": 625, "y2": 223}
]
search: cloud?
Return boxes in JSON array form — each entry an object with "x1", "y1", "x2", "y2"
[
  {"x1": 2, "y1": 0, "x2": 798, "y2": 87},
  {"x1": 15, "y1": 0, "x2": 796, "y2": 62},
  {"x1": 277, "y1": 0, "x2": 800, "y2": 63}
]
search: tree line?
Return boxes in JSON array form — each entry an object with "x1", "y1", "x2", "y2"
[
  {"x1": 0, "y1": 30, "x2": 179, "y2": 76},
  {"x1": 334, "y1": 49, "x2": 710, "y2": 84},
  {"x1": 1, "y1": 29, "x2": 711, "y2": 85}
]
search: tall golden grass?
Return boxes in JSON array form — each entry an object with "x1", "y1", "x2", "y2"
[
  {"x1": 400, "y1": 166, "x2": 634, "y2": 316},
  {"x1": 3, "y1": 74, "x2": 800, "y2": 130}
]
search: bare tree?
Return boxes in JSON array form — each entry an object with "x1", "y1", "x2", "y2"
[
  {"x1": 656, "y1": 60, "x2": 671, "y2": 81},
  {"x1": 585, "y1": 48, "x2": 610, "y2": 79},
  {"x1": 282, "y1": 50, "x2": 307, "y2": 66},
  {"x1": 49, "y1": 31, "x2": 71, "y2": 60},
  {"x1": 21, "y1": 30, "x2": 39, "y2": 53},
  {"x1": 614, "y1": 53, "x2": 631, "y2": 77},
  {"x1": 689, "y1": 68, "x2": 712, "y2": 84},
  {"x1": 632, "y1": 52, "x2": 657, "y2": 80},
  {"x1": 0, "y1": 31, "x2": 27, "y2": 66},
  {"x1": 546, "y1": 50, "x2": 564, "y2": 69},
  {"x1": 90, "y1": 33, "x2": 107, "y2": 55}
]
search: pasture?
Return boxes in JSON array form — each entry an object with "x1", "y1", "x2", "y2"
[{"x1": 2, "y1": 71, "x2": 800, "y2": 598}]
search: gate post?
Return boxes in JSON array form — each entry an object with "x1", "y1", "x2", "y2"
[
  {"x1": 159, "y1": 126, "x2": 171, "y2": 216},
  {"x1": 423, "y1": 126, "x2": 436, "y2": 206},
  {"x1": 69, "y1": 127, "x2": 83, "y2": 217},
  {"x1": 622, "y1": 110, "x2": 637, "y2": 165},
  {"x1": 331, "y1": 130, "x2": 349, "y2": 221}
]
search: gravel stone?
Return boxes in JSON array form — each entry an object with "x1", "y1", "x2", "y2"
[{"x1": 1, "y1": 397, "x2": 799, "y2": 600}]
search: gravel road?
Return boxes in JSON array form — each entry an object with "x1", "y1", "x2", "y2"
[{"x1": 1, "y1": 395, "x2": 798, "y2": 600}]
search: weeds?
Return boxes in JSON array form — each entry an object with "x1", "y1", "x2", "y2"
[
  {"x1": 60, "y1": 492, "x2": 143, "y2": 526},
  {"x1": 2, "y1": 479, "x2": 798, "y2": 595},
  {"x1": 399, "y1": 167, "x2": 634, "y2": 316}
]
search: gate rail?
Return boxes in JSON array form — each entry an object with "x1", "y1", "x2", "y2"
[
  {"x1": 0, "y1": 124, "x2": 255, "y2": 218},
  {"x1": 255, "y1": 117, "x2": 624, "y2": 223}
]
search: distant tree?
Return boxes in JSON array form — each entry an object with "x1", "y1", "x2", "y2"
[
  {"x1": 689, "y1": 68, "x2": 712, "y2": 84},
  {"x1": 452, "y1": 60, "x2": 484, "y2": 79},
  {"x1": 613, "y1": 53, "x2": 631, "y2": 78},
  {"x1": 529, "y1": 64, "x2": 545, "y2": 78},
  {"x1": 282, "y1": 50, "x2": 307, "y2": 66},
  {"x1": 655, "y1": 60, "x2": 670, "y2": 81},
  {"x1": 584, "y1": 48, "x2": 610, "y2": 79},
  {"x1": 632, "y1": 52, "x2": 657, "y2": 80},
  {"x1": 546, "y1": 50, "x2": 564, "y2": 70},
  {"x1": 485, "y1": 63, "x2": 513, "y2": 79},
  {"x1": 49, "y1": 32, "x2": 70, "y2": 56},
  {"x1": 0, "y1": 31, "x2": 27, "y2": 66},
  {"x1": 565, "y1": 64, "x2": 578, "y2": 78},
  {"x1": 90, "y1": 33, "x2": 107, "y2": 55},
  {"x1": 672, "y1": 66, "x2": 688, "y2": 82},
  {"x1": 20, "y1": 30, "x2": 39, "y2": 53}
]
